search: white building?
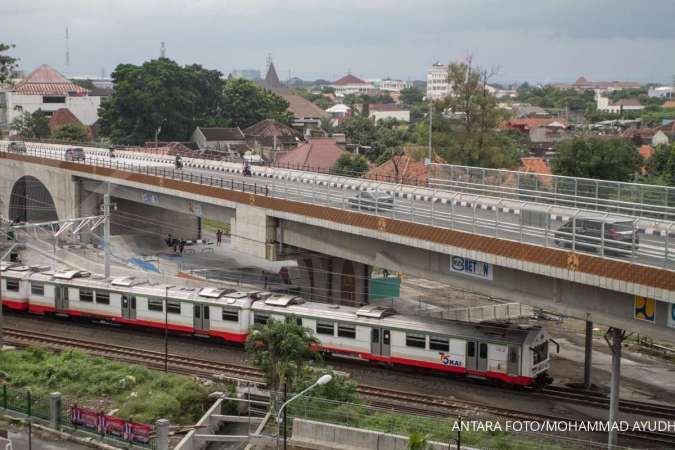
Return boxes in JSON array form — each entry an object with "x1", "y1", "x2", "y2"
[
  {"x1": 596, "y1": 93, "x2": 644, "y2": 113},
  {"x1": 329, "y1": 74, "x2": 375, "y2": 97},
  {"x1": 426, "y1": 63, "x2": 451, "y2": 100},
  {"x1": 648, "y1": 86, "x2": 673, "y2": 100},
  {"x1": 369, "y1": 104, "x2": 410, "y2": 123},
  {"x1": 5, "y1": 64, "x2": 101, "y2": 130},
  {"x1": 370, "y1": 78, "x2": 411, "y2": 93}
]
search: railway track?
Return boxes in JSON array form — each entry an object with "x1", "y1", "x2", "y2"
[{"x1": 4, "y1": 327, "x2": 675, "y2": 447}]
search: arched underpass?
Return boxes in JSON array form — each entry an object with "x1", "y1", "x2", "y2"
[{"x1": 9, "y1": 175, "x2": 59, "y2": 223}]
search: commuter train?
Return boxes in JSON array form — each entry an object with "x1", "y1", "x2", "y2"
[{"x1": 0, "y1": 264, "x2": 552, "y2": 386}]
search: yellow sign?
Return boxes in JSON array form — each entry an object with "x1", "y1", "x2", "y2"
[
  {"x1": 566, "y1": 253, "x2": 579, "y2": 271},
  {"x1": 634, "y1": 296, "x2": 655, "y2": 322},
  {"x1": 377, "y1": 217, "x2": 387, "y2": 232}
]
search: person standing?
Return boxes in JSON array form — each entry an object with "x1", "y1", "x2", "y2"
[{"x1": 216, "y1": 229, "x2": 223, "y2": 246}]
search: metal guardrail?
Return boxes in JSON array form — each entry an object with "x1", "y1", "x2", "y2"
[
  {"x1": 1, "y1": 143, "x2": 673, "y2": 270},
  {"x1": 429, "y1": 163, "x2": 675, "y2": 221}
]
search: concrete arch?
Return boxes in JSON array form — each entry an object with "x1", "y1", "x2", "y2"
[{"x1": 9, "y1": 175, "x2": 59, "y2": 223}]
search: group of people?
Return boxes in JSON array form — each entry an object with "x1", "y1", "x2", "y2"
[{"x1": 165, "y1": 234, "x2": 186, "y2": 254}]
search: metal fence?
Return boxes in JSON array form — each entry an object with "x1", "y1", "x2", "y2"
[
  {"x1": 429, "y1": 163, "x2": 675, "y2": 221},
  {"x1": 2, "y1": 143, "x2": 673, "y2": 270}
]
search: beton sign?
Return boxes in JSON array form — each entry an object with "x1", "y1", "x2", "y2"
[{"x1": 450, "y1": 256, "x2": 493, "y2": 280}]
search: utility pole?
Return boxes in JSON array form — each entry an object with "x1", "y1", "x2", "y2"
[
  {"x1": 605, "y1": 327, "x2": 628, "y2": 449},
  {"x1": 103, "y1": 184, "x2": 112, "y2": 279},
  {"x1": 428, "y1": 99, "x2": 433, "y2": 163}
]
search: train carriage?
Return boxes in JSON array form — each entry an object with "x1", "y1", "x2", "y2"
[{"x1": 1, "y1": 264, "x2": 51, "y2": 311}]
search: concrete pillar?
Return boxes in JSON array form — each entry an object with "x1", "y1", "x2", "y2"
[
  {"x1": 156, "y1": 418, "x2": 170, "y2": 450},
  {"x1": 583, "y1": 320, "x2": 593, "y2": 389},
  {"x1": 230, "y1": 204, "x2": 274, "y2": 259},
  {"x1": 49, "y1": 392, "x2": 62, "y2": 429},
  {"x1": 606, "y1": 327, "x2": 625, "y2": 449}
]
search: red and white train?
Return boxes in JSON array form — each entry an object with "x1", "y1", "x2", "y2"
[{"x1": 1, "y1": 264, "x2": 551, "y2": 386}]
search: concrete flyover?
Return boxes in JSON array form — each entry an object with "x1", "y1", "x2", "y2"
[{"x1": 0, "y1": 147, "x2": 674, "y2": 341}]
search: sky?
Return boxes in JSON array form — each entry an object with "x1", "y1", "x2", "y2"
[{"x1": 2, "y1": 0, "x2": 675, "y2": 85}]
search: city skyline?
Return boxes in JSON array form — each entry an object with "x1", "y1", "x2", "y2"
[{"x1": 2, "y1": 0, "x2": 675, "y2": 84}]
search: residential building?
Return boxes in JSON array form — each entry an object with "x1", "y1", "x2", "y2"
[
  {"x1": 191, "y1": 127, "x2": 247, "y2": 154},
  {"x1": 503, "y1": 118, "x2": 567, "y2": 133},
  {"x1": 47, "y1": 108, "x2": 88, "y2": 136},
  {"x1": 231, "y1": 69, "x2": 262, "y2": 81},
  {"x1": 4, "y1": 64, "x2": 102, "y2": 132},
  {"x1": 329, "y1": 74, "x2": 375, "y2": 97},
  {"x1": 553, "y1": 76, "x2": 641, "y2": 94},
  {"x1": 243, "y1": 119, "x2": 302, "y2": 160},
  {"x1": 512, "y1": 104, "x2": 551, "y2": 119},
  {"x1": 369, "y1": 104, "x2": 410, "y2": 123},
  {"x1": 648, "y1": 86, "x2": 673, "y2": 100},
  {"x1": 276, "y1": 138, "x2": 346, "y2": 171},
  {"x1": 652, "y1": 130, "x2": 670, "y2": 146},
  {"x1": 426, "y1": 63, "x2": 451, "y2": 100},
  {"x1": 596, "y1": 94, "x2": 644, "y2": 113},
  {"x1": 528, "y1": 121, "x2": 568, "y2": 144}
]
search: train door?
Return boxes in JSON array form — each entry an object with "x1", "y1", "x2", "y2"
[
  {"x1": 507, "y1": 346, "x2": 520, "y2": 375},
  {"x1": 477, "y1": 342, "x2": 488, "y2": 372},
  {"x1": 121, "y1": 295, "x2": 136, "y2": 320},
  {"x1": 466, "y1": 341, "x2": 477, "y2": 370},
  {"x1": 193, "y1": 304, "x2": 210, "y2": 332},
  {"x1": 55, "y1": 286, "x2": 69, "y2": 313},
  {"x1": 370, "y1": 328, "x2": 391, "y2": 357}
]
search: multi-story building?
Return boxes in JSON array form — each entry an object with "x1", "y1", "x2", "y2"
[
  {"x1": 329, "y1": 74, "x2": 375, "y2": 97},
  {"x1": 370, "y1": 78, "x2": 411, "y2": 93},
  {"x1": 426, "y1": 63, "x2": 451, "y2": 100}
]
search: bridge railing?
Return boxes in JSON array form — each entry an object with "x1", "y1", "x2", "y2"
[
  {"x1": 429, "y1": 163, "x2": 675, "y2": 221},
  {"x1": 2, "y1": 143, "x2": 673, "y2": 270}
]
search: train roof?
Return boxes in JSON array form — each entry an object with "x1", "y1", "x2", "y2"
[{"x1": 252, "y1": 299, "x2": 542, "y2": 344}]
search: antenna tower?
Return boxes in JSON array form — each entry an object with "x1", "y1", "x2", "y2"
[
  {"x1": 160, "y1": 42, "x2": 166, "y2": 58},
  {"x1": 65, "y1": 27, "x2": 70, "y2": 71}
]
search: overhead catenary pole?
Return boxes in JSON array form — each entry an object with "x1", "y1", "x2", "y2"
[
  {"x1": 583, "y1": 319, "x2": 593, "y2": 389},
  {"x1": 103, "y1": 183, "x2": 112, "y2": 279},
  {"x1": 605, "y1": 327, "x2": 628, "y2": 449},
  {"x1": 428, "y1": 99, "x2": 433, "y2": 163}
]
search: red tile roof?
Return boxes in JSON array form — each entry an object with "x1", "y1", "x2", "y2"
[
  {"x1": 365, "y1": 147, "x2": 442, "y2": 184},
  {"x1": 638, "y1": 145, "x2": 654, "y2": 160},
  {"x1": 503, "y1": 118, "x2": 567, "y2": 131},
  {"x1": 369, "y1": 103, "x2": 408, "y2": 112},
  {"x1": 48, "y1": 108, "x2": 83, "y2": 132},
  {"x1": 663, "y1": 100, "x2": 675, "y2": 109},
  {"x1": 332, "y1": 74, "x2": 368, "y2": 85},
  {"x1": 277, "y1": 138, "x2": 346, "y2": 170},
  {"x1": 12, "y1": 64, "x2": 88, "y2": 96},
  {"x1": 520, "y1": 157, "x2": 552, "y2": 175}
]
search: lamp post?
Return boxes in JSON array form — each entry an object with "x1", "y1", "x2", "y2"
[{"x1": 276, "y1": 374, "x2": 332, "y2": 449}]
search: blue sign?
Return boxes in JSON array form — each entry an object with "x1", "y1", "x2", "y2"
[
  {"x1": 142, "y1": 193, "x2": 159, "y2": 204},
  {"x1": 450, "y1": 256, "x2": 493, "y2": 280},
  {"x1": 669, "y1": 304, "x2": 675, "y2": 329}
]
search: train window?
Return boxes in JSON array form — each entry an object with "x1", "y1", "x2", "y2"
[
  {"x1": 296, "y1": 317, "x2": 303, "y2": 327},
  {"x1": 467, "y1": 342, "x2": 475, "y2": 357},
  {"x1": 429, "y1": 337, "x2": 449, "y2": 352},
  {"x1": 479, "y1": 343, "x2": 488, "y2": 359},
  {"x1": 337, "y1": 323, "x2": 356, "y2": 339},
  {"x1": 203, "y1": 306, "x2": 210, "y2": 320},
  {"x1": 80, "y1": 289, "x2": 93, "y2": 302},
  {"x1": 532, "y1": 341, "x2": 549, "y2": 365},
  {"x1": 371, "y1": 329, "x2": 379, "y2": 343},
  {"x1": 6, "y1": 278, "x2": 19, "y2": 292},
  {"x1": 31, "y1": 282, "x2": 44, "y2": 296},
  {"x1": 316, "y1": 321, "x2": 334, "y2": 335},
  {"x1": 222, "y1": 308, "x2": 239, "y2": 322},
  {"x1": 95, "y1": 291, "x2": 110, "y2": 305},
  {"x1": 406, "y1": 333, "x2": 426, "y2": 349},
  {"x1": 148, "y1": 299, "x2": 164, "y2": 312},
  {"x1": 166, "y1": 301, "x2": 181, "y2": 315},
  {"x1": 254, "y1": 313, "x2": 269, "y2": 325}
]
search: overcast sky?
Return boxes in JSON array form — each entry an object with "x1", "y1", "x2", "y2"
[{"x1": 3, "y1": 0, "x2": 675, "y2": 84}]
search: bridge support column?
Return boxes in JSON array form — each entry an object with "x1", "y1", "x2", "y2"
[
  {"x1": 293, "y1": 255, "x2": 371, "y2": 305},
  {"x1": 583, "y1": 320, "x2": 593, "y2": 389},
  {"x1": 230, "y1": 204, "x2": 276, "y2": 259},
  {"x1": 605, "y1": 327, "x2": 627, "y2": 449}
]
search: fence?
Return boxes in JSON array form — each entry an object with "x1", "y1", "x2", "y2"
[
  {"x1": 0, "y1": 385, "x2": 156, "y2": 449},
  {"x1": 2, "y1": 142, "x2": 674, "y2": 271}
]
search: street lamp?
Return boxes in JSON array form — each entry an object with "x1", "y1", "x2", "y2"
[{"x1": 276, "y1": 374, "x2": 332, "y2": 449}]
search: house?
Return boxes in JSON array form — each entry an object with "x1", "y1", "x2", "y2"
[
  {"x1": 512, "y1": 104, "x2": 551, "y2": 119},
  {"x1": 623, "y1": 125, "x2": 672, "y2": 146},
  {"x1": 596, "y1": 95, "x2": 644, "y2": 113},
  {"x1": 329, "y1": 74, "x2": 375, "y2": 98},
  {"x1": 243, "y1": 119, "x2": 302, "y2": 159},
  {"x1": 326, "y1": 104, "x2": 352, "y2": 126},
  {"x1": 276, "y1": 138, "x2": 346, "y2": 171},
  {"x1": 191, "y1": 126, "x2": 247, "y2": 155},
  {"x1": 47, "y1": 108, "x2": 91, "y2": 138},
  {"x1": 366, "y1": 146, "x2": 442, "y2": 185},
  {"x1": 652, "y1": 130, "x2": 670, "y2": 146},
  {"x1": 4, "y1": 64, "x2": 102, "y2": 132},
  {"x1": 553, "y1": 76, "x2": 640, "y2": 94},
  {"x1": 663, "y1": 100, "x2": 675, "y2": 109},
  {"x1": 503, "y1": 118, "x2": 567, "y2": 133},
  {"x1": 369, "y1": 104, "x2": 410, "y2": 123},
  {"x1": 528, "y1": 121, "x2": 568, "y2": 143},
  {"x1": 648, "y1": 86, "x2": 673, "y2": 100}
]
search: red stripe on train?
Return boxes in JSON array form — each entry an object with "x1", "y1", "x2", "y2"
[{"x1": 2, "y1": 299, "x2": 29, "y2": 311}]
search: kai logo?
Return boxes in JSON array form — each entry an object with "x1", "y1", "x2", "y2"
[
  {"x1": 634, "y1": 296, "x2": 655, "y2": 322},
  {"x1": 377, "y1": 217, "x2": 387, "y2": 232},
  {"x1": 438, "y1": 352, "x2": 462, "y2": 367}
]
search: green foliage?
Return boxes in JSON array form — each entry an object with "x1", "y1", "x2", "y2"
[
  {"x1": 516, "y1": 85, "x2": 596, "y2": 111},
  {"x1": 551, "y1": 137, "x2": 643, "y2": 181},
  {"x1": 52, "y1": 123, "x2": 89, "y2": 141},
  {"x1": 0, "y1": 347, "x2": 226, "y2": 424},
  {"x1": 337, "y1": 116, "x2": 409, "y2": 162},
  {"x1": 0, "y1": 42, "x2": 18, "y2": 85},
  {"x1": 222, "y1": 78, "x2": 291, "y2": 128},
  {"x1": 338, "y1": 116, "x2": 378, "y2": 146},
  {"x1": 10, "y1": 110, "x2": 49, "y2": 138},
  {"x1": 407, "y1": 431, "x2": 430, "y2": 450},
  {"x1": 399, "y1": 86, "x2": 425, "y2": 105},
  {"x1": 645, "y1": 143, "x2": 675, "y2": 186},
  {"x1": 332, "y1": 152, "x2": 369, "y2": 176}
]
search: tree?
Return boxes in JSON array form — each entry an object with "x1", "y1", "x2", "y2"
[
  {"x1": 245, "y1": 317, "x2": 319, "y2": 410},
  {"x1": 399, "y1": 86, "x2": 424, "y2": 105},
  {"x1": 222, "y1": 78, "x2": 291, "y2": 128},
  {"x1": 99, "y1": 58, "x2": 224, "y2": 144},
  {"x1": 0, "y1": 43, "x2": 18, "y2": 85},
  {"x1": 10, "y1": 110, "x2": 49, "y2": 138},
  {"x1": 52, "y1": 123, "x2": 89, "y2": 141},
  {"x1": 332, "y1": 153, "x2": 369, "y2": 176},
  {"x1": 645, "y1": 143, "x2": 675, "y2": 186},
  {"x1": 407, "y1": 431, "x2": 430, "y2": 450},
  {"x1": 551, "y1": 137, "x2": 643, "y2": 182},
  {"x1": 337, "y1": 116, "x2": 377, "y2": 147}
]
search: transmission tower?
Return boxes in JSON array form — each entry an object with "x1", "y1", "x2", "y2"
[{"x1": 160, "y1": 42, "x2": 166, "y2": 58}]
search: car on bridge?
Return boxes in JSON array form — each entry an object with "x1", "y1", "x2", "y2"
[
  {"x1": 7, "y1": 141, "x2": 27, "y2": 153},
  {"x1": 65, "y1": 147, "x2": 86, "y2": 162},
  {"x1": 554, "y1": 216, "x2": 639, "y2": 256},
  {"x1": 348, "y1": 190, "x2": 394, "y2": 212}
]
